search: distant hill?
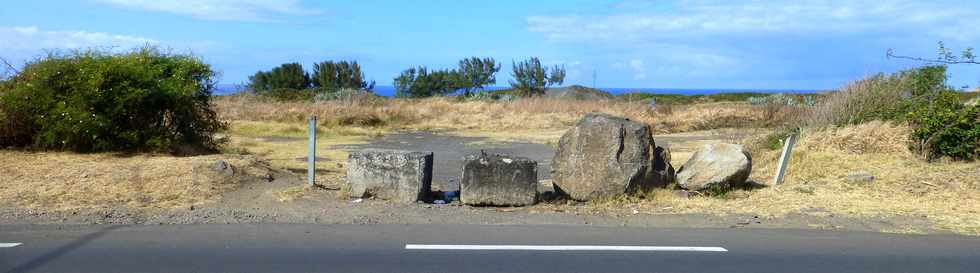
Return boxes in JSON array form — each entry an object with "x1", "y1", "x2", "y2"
[{"x1": 543, "y1": 85, "x2": 614, "y2": 100}]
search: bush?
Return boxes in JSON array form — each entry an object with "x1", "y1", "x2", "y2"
[
  {"x1": 312, "y1": 60, "x2": 375, "y2": 91},
  {"x1": 908, "y1": 90, "x2": 980, "y2": 160},
  {"x1": 248, "y1": 62, "x2": 310, "y2": 92},
  {"x1": 0, "y1": 47, "x2": 225, "y2": 152},
  {"x1": 802, "y1": 65, "x2": 980, "y2": 160}
]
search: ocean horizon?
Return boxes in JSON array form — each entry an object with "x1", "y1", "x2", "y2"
[{"x1": 213, "y1": 84, "x2": 824, "y2": 97}]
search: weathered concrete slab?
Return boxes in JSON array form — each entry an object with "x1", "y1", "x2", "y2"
[
  {"x1": 460, "y1": 153, "x2": 537, "y2": 206},
  {"x1": 347, "y1": 149, "x2": 433, "y2": 203}
]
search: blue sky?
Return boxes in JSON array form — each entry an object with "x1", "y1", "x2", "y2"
[{"x1": 2, "y1": 0, "x2": 980, "y2": 90}]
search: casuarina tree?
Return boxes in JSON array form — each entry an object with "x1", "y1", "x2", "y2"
[{"x1": 510, "y1": 57, "x2": 565, "y2": 97}]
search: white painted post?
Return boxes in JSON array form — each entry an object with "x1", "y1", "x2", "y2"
[
  {"x1": 772, "y1": 131, "x2": 797, "y2": 185},
  {"x1": 308, "y1": 116, "x2": 317, "y2": 186}
]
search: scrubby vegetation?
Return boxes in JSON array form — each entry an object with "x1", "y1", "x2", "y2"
[
  {"x1": 0, "y1": 47, "x2": 225, "y2": 153},
  {"x1": 509, "y1": 57, "x2": 565, "y2": 97},
  {"x1": 248, "y1": 60, "x2": 375, "y2": 101},
  {"x1": 797, "y1": 65, "x2": 980, "y2": 160},
  {"x1": 393, "y1": 57, "x2": 500, "y2": 98},
  {"x1": 618, "y1": 92, "x2": 821, "y2": 105}
]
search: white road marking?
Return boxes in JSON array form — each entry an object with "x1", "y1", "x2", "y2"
[
  {"x1": 0, "y1": 243, "x2": 22, "y2": 248},
  {"x1": 405, "y1": 244, "x2": 727, "y2": 252}
]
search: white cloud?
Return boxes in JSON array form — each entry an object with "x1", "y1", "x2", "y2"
[
  {"x1": 0, "y1": 26, "x2": 157, "y2": 51},
  {"x1": 97, "y1": 0, "x2": 321, "y2": 22},
  {"x1": 527, "y1": 0, "x2": 980, "y2": 42}
]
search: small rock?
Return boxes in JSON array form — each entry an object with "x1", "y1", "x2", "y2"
[
  {"x1": 846, "y1": 171, "x2": 875, "y2": 184},
  {"x1": 794, "y1": 185, "x2": 815, "y2": 194},
  {"x1": 672, "y1": 190, "x2": 691, "y2": 199},
  {"x1": 211, "y1": 160, "x2": 234, "y2": 176},
  {"x1": 189, "y1": 205, "x2": 195, "y2": 211}
]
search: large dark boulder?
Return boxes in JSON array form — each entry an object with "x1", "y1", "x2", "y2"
[
  {"x1": 676, "y1": 143, "x2": 752, "y2": 191},
  {"x1": 552, "y1": 113, "x2": 669, "y2": 201},
  {"x1": 460, "y1": 152, "x2": 538, "y2": 206},
  {"x1": 346, "y1": 149, "x2": 433, "y2": 203}
]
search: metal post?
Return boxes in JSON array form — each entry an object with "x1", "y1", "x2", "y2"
[
  {"x1": 772, "y1": 131, "x2": 797, "y2": 185},
  {"x1": 308, "y1": 115, "x2": 317, "y2": 186}
]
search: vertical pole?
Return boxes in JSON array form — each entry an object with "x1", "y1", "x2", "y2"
[
  {"x1": 772, "y1": 131, "x2": 797, "y2": 185},
  {"x1": 308, "y1": 115, "x2": 317, "y2": 186}
]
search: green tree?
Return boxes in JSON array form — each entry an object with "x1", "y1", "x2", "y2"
[
  {"x1": 456, "y1": 57, "x2": 501, "y2": 96},
  {"x1": 312, "y1": 60, "x2": 375, "y2": 91},
  {"x1": 509, "y1": 57, "x2": 565, "y2": 97},
  {"x1": 393, "y1": 66, "x2": 461, "y2": 98},
  {"x1": 248, "y1": 62, "x2": 310, "y2": 92}
]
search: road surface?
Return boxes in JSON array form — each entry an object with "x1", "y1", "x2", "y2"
[{"x1": 2, "y1": 224, "x2": 978, "y2": 273}]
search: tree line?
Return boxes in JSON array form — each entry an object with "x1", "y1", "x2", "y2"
[
  {"x1": 248, "y1": 61, "x2": 375, "y2": 93},
  {"x1": 248, "y1": 57, "x2": 566, "y2": 99}
]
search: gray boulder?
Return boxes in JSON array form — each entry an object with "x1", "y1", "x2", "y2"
[
  {"x1": 460, "y1": 152, "x2": 538, "y2": 206},
  {"x1": 652, "y1": 145, "x2": 676, "y2": 186},
  {"x1": 676, "y1": 143, "x2": 752, "y2": 191},
  {"x1": 346, "y1": 149, "x2": 433, "y2": 203},
  {"x1": 552, "y1": 113, "x2": 667, "y2": 201}
]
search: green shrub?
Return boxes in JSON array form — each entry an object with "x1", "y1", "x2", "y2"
[
  {"x1": 908, "y1": 90, "x2": 980, "y2": 160},
  {"x1": 248, "y1": 62, "x2": 310, "y2": 92},
  {"x1": 312, "y1": 60, "x2": 375, "y2": 91},
  {"x1": 0, "y1": 47, "x2": 225, "y2": 152}
]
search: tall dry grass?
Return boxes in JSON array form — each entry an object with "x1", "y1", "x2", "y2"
[
  {"x1": 803, "y1": 73, "x2": 912, "y2": 127},
  {"x1": 215, "y1": 95, "x2": 792, "y2": 135}
]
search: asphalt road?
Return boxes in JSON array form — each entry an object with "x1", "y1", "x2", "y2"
[{"x1": 2, "y1": 224, "x2": 979, "y2": 273}]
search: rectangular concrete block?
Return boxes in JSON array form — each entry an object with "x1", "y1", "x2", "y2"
[
  {"x1": 460, "y1": 153, "x2": 537, "y2": 206},
  {"x1": 347, "y1": 149, "x2": 433, "y2": 203}
]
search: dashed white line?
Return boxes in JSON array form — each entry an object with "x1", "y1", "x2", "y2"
[
  {"x1": 405, "y1": 244, "x2": 727, "y2": 252},
  {"x1": 0, "y1": 243, "x2": 22, "y2": 248}
]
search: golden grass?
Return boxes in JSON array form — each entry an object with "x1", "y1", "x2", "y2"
[
  {"x1": 215, "y1": 96, "x2": 787, "y2": 138},
  {"x1": 0, "y1": 151, "x2": 272, "y2": 211},
  {"x1": 591, "y1": 122, "x2": 980, "y2": 235}
]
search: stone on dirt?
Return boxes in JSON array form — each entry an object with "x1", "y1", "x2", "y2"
[
  {"x1": 846, "y1": 171, "x2": 875, "y2": 184},
  {"x1": 552, "y1": 113, "x2": 668, "y2": 201},
  {"x1": 346, "y1": 149, "x2": 433, "y2": 203},
  {"x1": 676, "y1": 143, "x2": 752, "y2": 191},
  {"x1": 460, "y1": 152, "x2": 538, "y2": 206}
]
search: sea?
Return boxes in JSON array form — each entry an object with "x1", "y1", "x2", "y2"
[{"x1": 213, "y1": 84, "x2": 823, "y2": 97}]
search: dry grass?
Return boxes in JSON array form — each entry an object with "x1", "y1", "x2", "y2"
[
  {"x1": 224, "y1": 120, "x2": 378, "y2": 188},
  {"x1": 593, "y1": 122, "x2": 980, "y2": 235},
  {"x1": 0, "y1": 151, "x2": 273, "y2": 211},
  {"x1": 215, "y1": 95, "x2": 790, "y2": 142},
  {"x1": 802, "y1": 73, "x2": 911, "y2": 127}
]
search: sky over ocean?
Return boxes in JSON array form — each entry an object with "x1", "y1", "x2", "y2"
[{"x1": 3, "y1": 1, "x2": 979, "y2": 91}]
